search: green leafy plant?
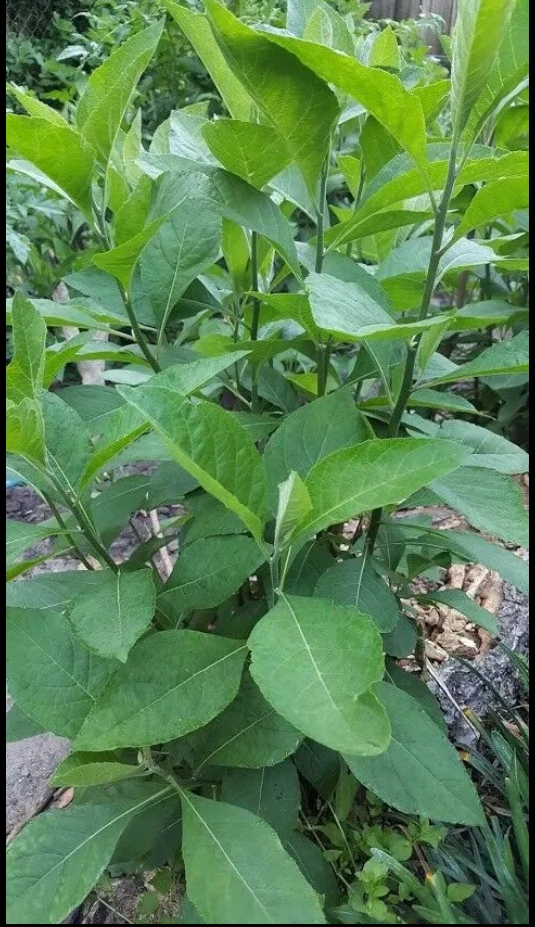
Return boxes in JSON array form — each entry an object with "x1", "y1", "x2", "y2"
[
  {"x1": 328, "y1": 647, "x2": 529, "y2": 925},
  {"x1": 5, "y1": 1, "x2": 529, "y2": 923}
]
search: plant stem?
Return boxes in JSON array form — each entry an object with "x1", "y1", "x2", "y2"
[
  {"x1": 71, "y1": 498, "x2": 120, "y2": 572},
  {"x1": 315, "y1": 151, "x2": 331, "y2": 394},
  {"x1": 44, "y1": 495, "x2": 95, "y2": 571},
  {"x1": 118, "y1": 281, "x2": 160, "y2": 373},
  {"x1": 315, "y1": 153, "x2": 330, "y2": 274},
  {"x1": 250, "y1": 231, "x2": 261, "y2": 412},
  {"x1": 366, "y1": 144, "x2": 459, "y2": 555},
  {"x1": 317, "y1": 340, "x2": 332, "y2": 397}
]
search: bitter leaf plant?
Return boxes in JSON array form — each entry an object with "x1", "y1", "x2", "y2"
[{"x1": 5, "y1": 1, "x2": 529, "y2": 923}]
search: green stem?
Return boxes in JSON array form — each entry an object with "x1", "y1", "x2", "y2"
[
  {"x1": 366, "y1": 144, "x2": 459, "y2": 555},
  {"x1": 92, "y1": 193, "x2": 159, "y2": 373},
  {"x1": 44, "y1": 495, "x2": 95, "y2": 572},
  {"x1": 317, "y1": 340, "x2": 332, "y2": 398},
  {"x1": 118, "y1": 281, "x2": 160, "y2": 373},
  {"x1": 346, "y1": 165, "x2": 366, "y2": 257},
  {"x1": 71, "y1": 498, "x2": 120, "y2": 573},
  {"x1": 250, "y1": 231, "x2": 261, "y2": 413},
  {"x1": 315, "y1": 152, "x2": 331, "y2": 394},
  {"x1": 314, "y1": 154, "x2": 330, "y2": 274}
]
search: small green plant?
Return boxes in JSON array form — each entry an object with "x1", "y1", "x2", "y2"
[
  {"x1": 332, "y1": 648, "x2": 529, "y2": 925},
  {"x1": 5, "y1": 1, "x2": 529, "y2": 924}
]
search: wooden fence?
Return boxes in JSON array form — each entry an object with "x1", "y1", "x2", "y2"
[{"x1": 368, "y1": 0, "x2": 457, "y2": 33}]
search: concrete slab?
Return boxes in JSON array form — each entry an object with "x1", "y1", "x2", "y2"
[{"x1": 6, "y1": 696, "x2": 69, "y2": 834}]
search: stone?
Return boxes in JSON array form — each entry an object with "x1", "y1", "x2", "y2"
[{"x1": 429, "y1": 556, "x2": 529, "y2": 747}]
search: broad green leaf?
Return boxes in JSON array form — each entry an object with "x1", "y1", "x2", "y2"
[
  {"x1": 81, "y1": 403, "x2": 149, "y2": 486},
  {"x1": 122, "y1": 107, "x2": 144, "y2": 184},
  {"x1": 297, "y1": 241, "x2": 394, "y2": 314},
  {"x1": 415, "y1": 528, "x2": 529, "y2": 595},
  {"x1": 294, "y1": 740, "x2": 340, "y2": 800},
  {"x1": 6, "y1": 398, "x2": 45, "y2": 467},
  {"x1": 221, "y1": 760, "x2": 300, "y2": 838},
  {"x1": 82, "y1": 353, "x2": 245, "y2": 485},
  {"x1": 179, "y1": 899, "x2": 205, "y2": 924},
  {"x1": 293, "y1": 439, "x2": 467, "y2": 544},
  {"x1": 180, "y1": 790, "x2": 327, "y2": 924},
  {"x1": 451, "y1": 299, "x2": 525, "y2": 331},
  {"x1": 75, "y1": 779, "x2": 182, "y2": 871},
  {"x1": 163, "y1": 2, "x2": 252, "y2": 120},
  {"x1": 6, "y1": 607, "x2": 111, "y2": 738},
  {"x1": 328, "y1": 149, "x2": 528, "y2": 248},
  {"x1": 60, "y1": 385, "x2": 125, "y2": 436},
  {"x1": 406, "y1": 389, "x2": 484, "y2": 417},
  {"x1": 149, "y1": 462, "x2": 199, "y2": 508},
  {"x1": 424, "y1": 331, "x2": 529, "y2": 385},
  {"x1": 197, "y1": 333, "x2": 312, "y2": 367},
  {"x1": 93, "y1": 170, "x2": 212, "y2": 289},
  {"x1": 6, "y1": 116, "x2": 95, "y2": 220},
  {"x1": 6, "y1": 292, "x2": 46, "y2": 404},
  {"x1": 118, "y1": 386, "x2": 267, "y2": 541},
  {"x1": 6, "y1": 784, "x2": 172, "y2": 925},
  {"x1": 6, "y1": 82, "x2": 68, "y2": 125},
  {"x1": 274, "y1": 472, "x2": 312, "y2": 555},
  {"x1": 249, "y1": 595, "x2": 389, "y2": 755},
  {"x1": 451, "y1": 0, "x2": 516, "y2": 138},
  {"x1": 140, "y1": 199, "x2": 221, "y2": 338},
  {"x1": 91, "y1": 474, "x2": 150, "y2": 546},
  {"x1": 146, "y1": 168, "x2": 302, "y2": 281},
  {"x1": 454, "y1": 176, "x2": 529, "y2": 239},
  {"x1": 382, "y1": 615, "x2": 418, "y2": 659},
  {"x1": 76, "y1": 23, "x2": 163, "y2": 162},
  {"x1": 258, "y1": 25, "x2": 426, "y2": 169},
  {"x1": 7, "y1": 555, "x2": 52, "y2": 583},
  {"x1": 411, "y1": 79, "x2": 450, "y2": 124},
  {"x1": 6, "y1": 518, "x2": 61, "y2": 571},
  {"x1": 205, "y1": 0, "x2": 339, "y2": 195},
  {"x1": 6, "y1": 704, "x2": 46, "y2": 743},
  {"x1": 69, "y1": 569, "x2": 156, "y2": 663},
  {"x1": 303, "y1": 3, "x2": 354, "y2": 56},
  {"x1": 51, "y1": 752, "x2": 141, "y2": 787},
  {"x1": 417, "y1": 589, "x2": 498, "y2": 635},
  {"x1": 157, "y1": 535, "x2": 267, "y2": 621},
  {"x1": 437, "y1": 420, "x2": 529, "y2": 474},
  {"x1": 376, "y1": 238, "x2": 501, "y2": 309},
  {"x1": 203, "y1": 119, "x2": 291, "y2": 189},
  {"x1": 75, "y1": 630, "x2": 247, "y2": 751},
  {"x1": 287, "y1": 0, "x2": 318, "y2": 36},
  {"x1": 360, "y1": 116, "x2": 401, "y2": 182},
  {"x1": 115, "y1": 174, "x2": 153, "y2": 244},
  {"x1": 206, "y1": 170, "x2": 301, "y2": 279},
  {"x1": 263, "y1": 388, "x2": 371, "y2": 508},
  {"x1": 345, "y1": 683, "x2": 485, "y2": 825},
  {"x1": 369, "y1": 26, "x2": 401, "y2": 70},
  {"x1": 385, "y1": 662, "x2": 447, "y2": 733},
  {"x1": 181, "y1": 493, "x2": 245, "y2": 546},
  {"x1": 154, "y1": 109, "x2": 214, "y2": 164},
  {"x1": 306, "y1": 272, "x2": 448, "y2": 342},
  {"x1": 256, "y1": 293, "x2": 320, "y2": 340},
  {"x1": 430, "y1": 468, "x2": 529, "y2": 548},
  {"x1": 315, "y1": 557, "x2": 401, "y2": 633},
  {"x1": 6, "y1": 296, "x2": 128, "y2": 331},
  {"x1": 187, "y1": 672, "x2": 302, "y2": 773},
  {"x1": 255, "y1": 365, "x2": 299, "y2": 413},
  {"x1": 466, "y1": 0, "x2": 529, "y2": 141},
  {"x1": 5, "y1": 570, "x2": 106, "y2": 611},
  {"x1": 42, "y1": 391, "x2": 93, "y2": 496},
  {"x1": 416, "y1": 316, "x2": 453, "y2": 378},
  {"x1": 284, "y1": 832, "x2": 340, "y2": 908}
]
